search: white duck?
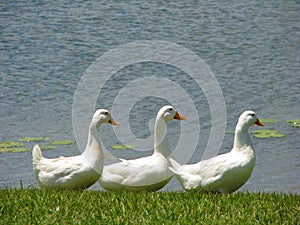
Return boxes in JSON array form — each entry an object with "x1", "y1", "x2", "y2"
[
  {"x1": 99, "y1": 105, "x2": 186, "y2": 191},
  {"x1": 170, "y1": 110, "x2": 264, "y2": 193},
  {"x1": 32, "y1": 109, "x2": 119, "y2": 190}
]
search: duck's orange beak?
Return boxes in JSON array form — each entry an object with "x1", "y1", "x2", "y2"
[
  {"x1": 174, "y1": 111, "x2": 186, "y2": 120},
  {"x1": 255, "y1": 119, "x2": 264, "y2": 126},
  {"x1": 109, "y1": 118, "x2": 120, "y2": 126}
]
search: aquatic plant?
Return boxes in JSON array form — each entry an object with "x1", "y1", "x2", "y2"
[
  {"x1": 50, "y1": 140, "x2": 74, "y2": 145},
  {"x1": 226, "y1": 130, "x2": 235, "y2": 134},
  {"x1": 18, "y1": 137, "x2": 50, "y2": 142},
  {"x1": 40, "y1": 145, "x2": 57, "y2": 150},
  {"x1": 0, "y1": 147, "x2": 30, "y2": 153},
  {"x1": 252, "y1": 129, "x2": 285, "y2": 138},
  {"x1": 111, "y1": 145, "x2": 135, "y2": 150},
  {"x1": 0, "y1": 139, "x2": 74, "y2": 153},
  {"x1": 260, "y1": 118, "x2": 279, "y2": 123},
  {"x1": 286, "y1": 119, "x2": 300, "y2": 128},
  {"x1": 0, "y1": 141, "x2": 25, "y2": 148}
]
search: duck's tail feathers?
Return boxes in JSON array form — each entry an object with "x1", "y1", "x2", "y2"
[
  {"x1": 168, "y1": 165, "x2": 191, "y2": 190},
  {"x1": 169, "y1": 158, "x2": 182, "y2": 170},
  {"x1": 32, "y1": 144, "x2": 43, "y2": 164},
  {"x1": 169, "y1": 165, "x2": 193, "y2": 190},
  {"x1": 168, "y1": 166, "x2": 178, "y2": 175}
]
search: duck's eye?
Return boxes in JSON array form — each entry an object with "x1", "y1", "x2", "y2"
[
  {"x1": 169, "y1": 108, "x2": 173, "y2": 111},
  {"x1": 104, "y1": 112, "x2": 108, "y2": 115},
  {"x1": 250, "y1": 113, "x2": 255, "y2": 117}
]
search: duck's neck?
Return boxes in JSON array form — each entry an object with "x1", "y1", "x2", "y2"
[
  {"x1": 233, "y1": 122, "x2": 251, "y2": 149},
  {"x1": 82, "y1": 120, "x2": 103, "y2": 171},
  {"x1": 154, "y1": 118, "x2": 172, "y2": 158}
]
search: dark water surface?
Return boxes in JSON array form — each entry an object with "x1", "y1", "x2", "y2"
[{"x1": 0, "y1": 1, "x2": 299, "y2": 193}]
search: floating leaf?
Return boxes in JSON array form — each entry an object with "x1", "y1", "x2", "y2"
[
  {"x1": 18, "y1": 137, "x2": 50, "y2": 142},
  {"x1": 286, "y1": 119, "x2": 300, "y2": 128},
  {"x1": 111, "y1": 145, "x2": 135, "y2": 150},
  {"x1": 260, "y1": 118, "x2": 278, "y2": 123},
  {"x1": 226, "y1": 130, "x2": 235, "y2": 134},
  {"x1": 252, "y1": 129, "x2": 285, "y2": 139},
  {"x1": 50, "y1": 140, "x2": 74, "y2": 145},
  {"x1": 0, "y1": 147, "x2": 30, "y2": 153},
  {"x1": 0, "y1": 141, "x2": 25, "y2": 148},
  {"x1": 40, "y1": 145, "x2": 57, "y2": 150}
]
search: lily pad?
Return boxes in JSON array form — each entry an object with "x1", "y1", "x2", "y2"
[
  {"x1": 0, "y1": 147, "x2": 30, "y2": 153},
  {"x1": 18, "y1": 137, "x2": 50, "y2": 142},
  {"x1": 111, "y1": 145, "x2": 135, "y2": 150},
  {"x1": 50, "y1": 140, "x2": 74, "y2": 145},
  {"x1": 260, "y1": 118, "x2": 278, "y2": 123},
  {"x1": 226, "y1": 130, "x2": 235, "y2": 134},
  {"x1": 252, "y1": 129, "x2": 285, "y2": 139},
  {"x1": 286, "y1": 119, "x2": 300, "y2": 128},
  {"x1": 0, "y1": 141, "x2": 25, "y2": 148},
  {"x1": 40, "y1": 145, "x2": 57, "y2": 150}
]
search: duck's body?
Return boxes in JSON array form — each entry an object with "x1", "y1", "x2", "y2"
[
  {"x1": 172, "y1": 145, "x2": 256, "y2": 193},
  {"x1": 100, "y1": 152, "x2": 173, "y2": 191},
  {"x1": 32, "y1": 109, "x2": 119, "y2": 190},
  {"x1": 171, "y1": 111, "x2": 264, "y2": 193},
  {"x1": 99, "y1": 105, "x2": 186, "y2": 191},
  {"x1": 32, "y1": 147, "x2": 102, "y2": 189}
]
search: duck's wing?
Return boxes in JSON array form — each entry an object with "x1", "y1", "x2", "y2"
[
  {"x1": 102, "y1": 155, "x2": 171, "y2": 186},
  {"x1": 103, "y1": 156, "x2": 153, "y2": 181}
]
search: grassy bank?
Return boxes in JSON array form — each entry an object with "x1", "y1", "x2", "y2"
[{"x1": 0, "y1": 189, "x2": 299, "y2": 224}]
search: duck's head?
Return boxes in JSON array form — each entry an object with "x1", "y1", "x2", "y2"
[
  {"x1": 157, "y1": 105, "x2": 186, "y2": 122},
  {"x1": 93, "y1": 109, "x2": 120, "y2": 127},
  {"x1": 238, "y1": 110, "x2": 264, "y2": 127}
]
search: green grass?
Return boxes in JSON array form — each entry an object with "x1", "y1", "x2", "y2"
[{"x1": 0, "y1": 189, "x2": 299, "y2": 224}]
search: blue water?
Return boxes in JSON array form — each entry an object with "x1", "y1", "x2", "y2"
[{"x1": 0, "y1": 0, "x2": 299, "y2": 193}]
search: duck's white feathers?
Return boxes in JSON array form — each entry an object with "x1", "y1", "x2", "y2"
[
  {"x1": 172, "y1": 146, "x2": 255, "y2": 192},
  {"x1": 100, "y1": 153, "x2": 173, "y2": 191},
  {"x1": 171, "y1": 110, "x2": 263, "y2": 193},
  {"x1": 33, "y1": 145, "x2": 100, "y2": 189},
  {"x1": 99, "y1": 105, "x2": 185, "y2": 191},
  {"x1": 32, "y1": 144, "x2": 43, "y2": 163},
  {"x1": 32, "y1": 109, "x2": 118, "y2": 190}
]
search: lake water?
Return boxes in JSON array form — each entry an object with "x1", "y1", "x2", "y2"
[{"x1": 0, "y1": 1, "x2": 299, "y2": 193}]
